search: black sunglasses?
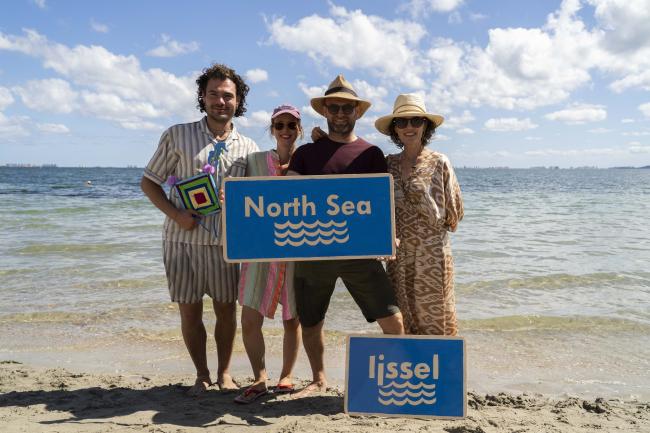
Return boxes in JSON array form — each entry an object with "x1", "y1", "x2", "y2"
[
  {"x1": 393, "y1": 117, "x2": 426, "y2": 129},
  {"x1": 272, "y1": 121, "x2": 298, "y2": 131},
  {"x1": 325, "y1": 103, "x2": 356, "y2": 115}
]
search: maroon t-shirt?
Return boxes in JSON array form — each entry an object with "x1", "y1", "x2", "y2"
[{"x1": 288, "y1": 137, "x2": 387, "y2": 175}]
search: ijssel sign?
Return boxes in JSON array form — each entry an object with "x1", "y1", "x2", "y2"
[
  {"x1": 345, "y1": 335, "x2": 466, "y2": 419},
  {"x1": 222, "y1": 174, "x2": 395, "y2": 262}
]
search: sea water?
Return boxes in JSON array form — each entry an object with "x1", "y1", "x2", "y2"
[{"x1": 1, "y1": 166, "x2": 648, "y2": 399}]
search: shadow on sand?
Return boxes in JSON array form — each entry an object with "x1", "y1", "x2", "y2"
[{"x1": 0, "y1": 384, "x2": 343, "y2": 428}]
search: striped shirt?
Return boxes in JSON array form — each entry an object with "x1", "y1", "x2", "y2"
[{"x1": 144, "y1": 116, "x2": 259, "y2": 245}]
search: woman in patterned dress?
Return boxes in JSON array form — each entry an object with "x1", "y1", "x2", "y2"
[
  {"x1": 375, "y1": 94, "x2": 464, "y2": 336},
  {"x1": 234, "y1": 105, "x2": 303, "y2": 404}
]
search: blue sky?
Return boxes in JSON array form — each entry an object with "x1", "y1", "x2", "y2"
[{"x1": 1, "y1": 0, "x2": 649, "y2": 168}]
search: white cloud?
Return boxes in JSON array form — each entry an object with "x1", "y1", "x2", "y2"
[
  {"x1": 0, "y1": 87, "x2": 14, "y2": 110},
  {"x1": 401, "y1": 0, "x2": 464, "y2": 17},
  {"x1": 544, "y1": 103, "x2": 607, "y2": 124},
  {"x1": 0, "y1": 113, "x2": 29, "y2": 137},
  {"x1": 588, "y1": 127, "x2": 613, "y2": 133},
  {"x1": 299, "y1": 82, "x2": 327, "y2": 99},
  {"x1": 639, "y1": 102, "x2": 650, "y2": 118},
  {"x1": 245, "y1": 68, "x2": 268, "y2": 83},
  {"x1": 469, "y1": 12, "x2": 488, "y2": 21},
  {"x1": 525, "y1": 136, "x2": 542, "y2": 141},
  {"x1": 146, "y1": 34, "x2": 199, "y2": 57},
  {"x1": 352, "y1": 79, "x2": 389, "y2": 112},
  {"x1": 448, "y1": 11, "x2": 462, "y2": 24},
  {"x1": 238, "y1": 110, "x2": 271, "y2": 128},
  {"x1": 629, "y1": 145, "x2": 650, "y2": 154},
  {"x1": 0, "y1": 29, "x2": 196, "y2": 128},
  {"x1": 32, "y1": 0, "x2": 46, "y2": 9},
  {"x1": 444, "y1": 109, "x2": 474, "y2": 129},
  {"x1": 90, "y1": 19, "x2": 109, "y2": 34},
  {"x1": 525, "y1": 147, "x2": 619, "y2": 157},
  {"x1": 267, "y1": 5, "x2": 429, "y2": 87},
  {"x1": 120, "y1": 121, "x2": 164, "y2": 130},
  {"x1": 622, "y1": 131, "x2": 650, "y2": 136},
  {"x1": 435, "y1": 133, "x2": 451, "y2": 141},
  {"x1": 484, "y1": 117, "x2": 538, "y2": 132},
  {"x1": 301, "y1": 104, "x2": 321, "y2": 119},
  {"x1": 36, "y1": 123, "x2": 69, "y2": 133},
  {"x1": 13, "y1": 79, "x2": 78, "y2": 113},
  {"x1": 621, "y1": 118, "x2": 635, "y2": 123},
  {"x1": 456, "y1": 127, "x2": 474, "y2": 134}
]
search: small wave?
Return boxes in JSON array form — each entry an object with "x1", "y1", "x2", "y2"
[
  {"x1": 274, "y1": 235, "x2": 349, "y2": 247},
  {"x1": 14, "y1": 243, "x2": 132, "y2": 255},
  {"x1": 274, "y1": 227, "x2": 348, "y2": 239},
  {"x1": 460, "y1": 315, "x2": 650, "y2": 332},
  {"x1": 458, "y1": 272, "x2": 646, "y2": 293},
  {"x1": 378, "y1": 388, "x2": 436, "y2": 398},
  {"x1": 274, "y1": 220, "x2": 347, "y2": 230},
  {"x1": 378, "y1": 397, "x2": 437, "y2": 406},
  {"x1": 381, "y1": 381, "x2": 436, "y2": 390}
]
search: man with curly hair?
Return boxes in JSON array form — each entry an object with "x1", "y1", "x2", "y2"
[{"x1": 141, "y1": 63, "x2": 259, "y2": 394}]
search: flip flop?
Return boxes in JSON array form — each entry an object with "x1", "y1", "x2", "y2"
[
  {"x1": 233, "y1": 387, "x2": 268, "y2": 404},
  {"x1": 272, "y1": 383, "x2": 295, "y2": 394}
]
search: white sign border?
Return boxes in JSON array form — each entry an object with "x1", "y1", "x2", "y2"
[
  {"x1": 344, "y1": 333, "x2": 467, "y2": 420},
  {"x1": 222, "y1": 173, "x2": 396, "y2": 263}
]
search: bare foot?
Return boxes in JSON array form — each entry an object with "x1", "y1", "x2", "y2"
[
  {"x1": 187, "y1": 376, "x2": 212, "y2": 396},
  {"x1": 217, "y1": 373, "x2": 240, "y2": 391},
  {"x1": 292, "y1": 381, "x2": 326, "y2": 399}
]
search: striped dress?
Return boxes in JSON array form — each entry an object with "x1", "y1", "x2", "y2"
[
  {"x1": 386, "y1": 149, "x2": 464, "y2": 335},
  {"x1": 237, "y1": 150, "x2": 297, "y2": 320}
]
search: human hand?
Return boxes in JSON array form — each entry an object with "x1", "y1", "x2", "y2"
[
  {"x1": 219, "y1": 188, "x2": 225, "y2": 204},
  {"x1": 311, "y1": 126, "x2": 327, "y2": 142},
  {"x1": 174, "y1": 209, "x2": 200, "y2": 230}
]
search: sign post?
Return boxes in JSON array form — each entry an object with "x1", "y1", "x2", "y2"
[
  {"x1": 222, "y1": 174, "x2": 395, "y2": 262},
  {"x1": 345, "y1": 335, "x2": 466, "y2": 419}
]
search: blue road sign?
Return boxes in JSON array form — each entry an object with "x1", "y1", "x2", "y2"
[
  {"x1": 345, "y1": 335, "x2": 466, "y2": 419},
  {"x1": 222, "y1": 174, "x2": 395, "y2": 262}
]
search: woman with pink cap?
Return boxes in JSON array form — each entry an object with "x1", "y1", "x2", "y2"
[{"x1": 234, "y1": 104, "x2": 303, "y2": 404}]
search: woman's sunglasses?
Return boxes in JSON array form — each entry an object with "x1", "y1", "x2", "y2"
[
  {"x1": 325, "y1": 103, "x2": 355, "y2": 115},
  {"x1": 272, "y1": 121, "x2": 298, "y2": 131},
  {"x1": 393, "y1": 117, "x2": 426, "y2": 129}
]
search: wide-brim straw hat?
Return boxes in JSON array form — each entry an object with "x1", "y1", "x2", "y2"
[
  {"x1": 375, "y1": 93, "x2": 444, "y2": 135},
  {"x1": 310, "y1": 74, "x2": 371, "y2": 118}
]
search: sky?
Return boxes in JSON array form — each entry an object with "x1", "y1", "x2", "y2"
[{"x1": 1, "y1": 0, "x2": 649, "y2": 168}]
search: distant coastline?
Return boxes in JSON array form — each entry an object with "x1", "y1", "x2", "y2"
[{"x1": 2, "y1": 164, "x2": 649, "y2": 170}]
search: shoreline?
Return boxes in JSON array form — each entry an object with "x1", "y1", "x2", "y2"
[{"x1": 1, "y1": 362, "x2": 648, "y2": 433}]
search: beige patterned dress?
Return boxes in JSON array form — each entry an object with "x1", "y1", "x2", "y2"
[{"x1": 386, "y1": 149, "x2": 464, "y2": 335}]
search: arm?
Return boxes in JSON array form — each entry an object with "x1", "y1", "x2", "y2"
[
  {"x1": 443, "y1": 159, "x2": 464, "y2": 232},
  {"x1": 140, "y1": 176, "x2": 198, "y2": 230}
]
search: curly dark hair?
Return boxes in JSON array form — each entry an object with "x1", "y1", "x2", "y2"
[
  {"x1": 196, "y1": 63, "x2": 249, "y2": 117},
  {"x1": 389, "y1": 118, "x2": 436, "y2": 149}
]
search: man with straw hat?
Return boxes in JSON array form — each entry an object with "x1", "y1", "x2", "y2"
[{"x1": 287, "y1": 74, "x2": 404, "y2": 397}]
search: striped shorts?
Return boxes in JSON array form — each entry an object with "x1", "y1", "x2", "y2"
[{"x1": 163, "y1": 241, "x2": 239, "y2": 304}]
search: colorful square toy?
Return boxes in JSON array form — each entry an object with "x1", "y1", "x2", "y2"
[{"x1": 174, "y1": 173, "x2": 220, "y2": 216}]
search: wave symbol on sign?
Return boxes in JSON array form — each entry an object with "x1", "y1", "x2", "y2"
[
  {"x1": 377, "y1": 382, "x2": 436, "y2": 406},
  {"x1": 274, "y1": 220, "x2": 349, "y2": 247}
]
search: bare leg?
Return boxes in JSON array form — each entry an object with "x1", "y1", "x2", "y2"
[
  {"x1": 178, "y1": 302, "x2": 211, "y2": 395},
  {"x1": 377, "y1": 312, "x2": 405, "y2": 335},
  {"x1": 278, "y1": 317, "x2": 301, "y2": 386},
  {"x1": 212, "y1": 299, "x2": 239, "y2": 389},
  {"x1": 240, "y1": 306, "x2": 268, "y2": 391},
  {"x1": 294, "y1": 320, "x2": 327, "y2": 397}
]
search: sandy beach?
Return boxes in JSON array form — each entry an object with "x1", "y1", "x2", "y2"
[{"x1": 1, "y1": 361, "x2": 648, "y2": 433}]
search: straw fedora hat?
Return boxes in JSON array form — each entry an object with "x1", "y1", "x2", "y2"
[
  {"x1": 310, "y1": 74, "x2": 371, "y2": 118},
  {"x1": 375, "y1": 93, "x2": 444, "y2": 135}
]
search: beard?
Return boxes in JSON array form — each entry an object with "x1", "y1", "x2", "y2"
[{"x1": 327, "y1": 118, "x2": 356, "y2": 136}]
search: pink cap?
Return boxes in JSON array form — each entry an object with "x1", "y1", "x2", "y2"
[{"x1": 271, "y1": 104, "x2": 301, "y2": 120}]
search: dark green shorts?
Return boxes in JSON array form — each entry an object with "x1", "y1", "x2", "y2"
[{"x1": 294, "y1": 259, "x2": 400, "y2": 328}]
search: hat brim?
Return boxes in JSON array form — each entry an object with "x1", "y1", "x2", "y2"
[
  {"x1": 375, "y1": 112, "x2": 444, "y2": 135},
  {"x1": 310, "y1": 93, "x2": 372, "y2": 118}
]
